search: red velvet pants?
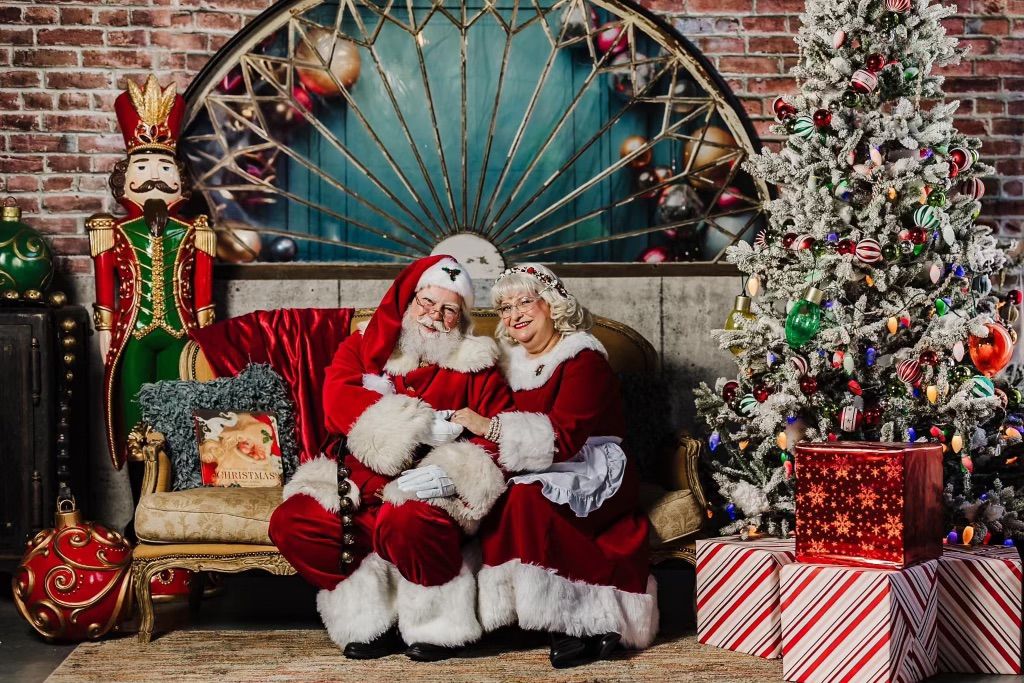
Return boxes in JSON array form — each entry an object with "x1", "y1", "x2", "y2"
[{"x1": 269, "y1": 495, "x2": 464, "y2": 591}]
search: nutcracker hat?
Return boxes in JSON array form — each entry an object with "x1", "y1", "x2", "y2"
[
  {"x1": 360, "y1": 255, "x2": 474, "y2": 374},
  {"x1": 114, "y1": 75, "x2": 185, "y2": 156}
]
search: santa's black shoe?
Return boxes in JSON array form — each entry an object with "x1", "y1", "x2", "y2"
[
  {"x1": 404, "y1": 642, "x2": 460, "y2": 662},
  {"x1": 549, "y1": 632, "x2": 588, "y2": 668},
  {"x1": 343, "y1": 627, "x2": 404, "y2": 659},
  {"x1": 589, "y1": 632, "x2": 621, "y2": 660}
]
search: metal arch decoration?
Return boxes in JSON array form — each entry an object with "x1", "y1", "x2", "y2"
[{"x1": 181, "y1": 0, "x2": 771, "y2": 269}]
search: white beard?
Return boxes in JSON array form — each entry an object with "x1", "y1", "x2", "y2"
[{"x1": 398, "y1": 309, "x2": 463, "y2": 367}]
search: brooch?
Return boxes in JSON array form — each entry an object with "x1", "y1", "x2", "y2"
[{"x1": 535, "y1": 364, "x2": 545, "y2": 376}]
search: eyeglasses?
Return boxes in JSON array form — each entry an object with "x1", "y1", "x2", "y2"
[
  {"x1": 414, "y1": 294, "x2": 461, "y2": 323},
  {"x1": 497, "y1": 296, "x2": 541, "y2": 319}
]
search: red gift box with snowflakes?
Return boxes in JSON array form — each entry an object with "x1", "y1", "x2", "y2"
[
  {"x1": 696, "y1": 536, "x2": 796, "y2": 659},
  {"x1": 780, "y1": 561, "x2": 939, "y2": 683},
  {"x1": 794, "y1": 442, "x2": 943, "y2": 569},
  {"x1": 937, "y1": 544, "x2": 1023, "y2": 674}
]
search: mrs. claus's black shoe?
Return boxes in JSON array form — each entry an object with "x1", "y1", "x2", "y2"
[
  {"x1": 343, "y1": 626, "x2": 404, "y2": 659},
  {"x1": 549, "y1": 632, "x2": 588, "y2": 668},
  {"x1": 404, "y1": 642, "x2": 460, "y2": 662}
]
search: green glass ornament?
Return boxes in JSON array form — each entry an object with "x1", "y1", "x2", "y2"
[
  {"x1": 912, "y1": 244, "x2": 925, "y2": 256},
  {"x1": 812, "y1": 241, "x2": 828, "y2": 257},
  {"x1": 880, "y1": 12, "x2": 901, "y2": 29},
  {"x1": 903, "y1": 66, "x2": 920, "y2": 82},
  {"x1": 0, "y1": 199, "x2": 53, "y2": 294},
  {"x1": 882, "y1": 244, "x2": 900, "y2": 261},
  {"x1": 821, "y1": 401, "x2": 839, "y2": 419},
  {"x1": 935, "y1": 298, "x2": 949, "y2": 315},
  {"x1": 785, "y1": 286, "x2": 824, "y2": 349},
  {"x1": 927, "y1": 190, "x2": 948, "y2": 207},
  {"x1": 841, "y1": 90, "x2": 862, "y2": 108},
  {"x1": 887, "y1": 380, "x2": 906, "y2": 398},
  {"x1": 949, "y1": 365, "x2": 972, "y2": 384}
]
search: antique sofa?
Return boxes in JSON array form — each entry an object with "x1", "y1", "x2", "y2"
[{"x1": 129, "y1": 308, "x2": 707, "y2": 643}]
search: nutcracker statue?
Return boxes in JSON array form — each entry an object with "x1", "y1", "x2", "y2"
[{"x1": 88, "y1": 75, "x2": 216, "y2": 479}]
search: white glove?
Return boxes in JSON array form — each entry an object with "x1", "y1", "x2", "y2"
[
  {"x1": 423, "y1": 409, "x2": 463, "y2": 447},
  {"x1": 396, "y1": 464, "x2": 456, "y2": 499}
]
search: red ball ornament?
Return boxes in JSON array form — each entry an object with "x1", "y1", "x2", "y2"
[
  {"x1": 910, "y1": 228, "x2": 928, "y2": 244},
  {"x1": 837, "y1": 239, "x2": 856, "y2": 255},
  {"x1": 863, "y1": 405, "x2": 883, "y2": 426},
  {"x1": 919, "y1": 349, "x2": 938, "y2": 366},
  {"x1": 968, "y1": 322, "x2": 1015, "y2": 378},
  {"x1": 772, "y1": 96, "x2": 797, "y2": 121},
  {"x1": 800, "y1": 376, "x2": 818, "y2": 395},
  {"x1": 949, "y1": 163, "x2": 960, "y2": 179},
  {"x1": 827, "y1": 432, "x2": 839, "y2": 441},
  {"x1": 813, "y1": 109, "x2": 833, "y2": 128},
  {"x1": 638, "y1": 245, "x2": 672, "y2": 263},
  {"x1": 1008, "y1": 289, "x2": 1024, "y2": 306},
  {"x1": 723, "y1": 380, "x2": 739, "y2": 403},
  {"x1": 865, "y1": 53, "x2": 886, "y2": 73},
  {"x1": 595, "y1": 23, "x2": 628, "y2": 55},
  {"x1": 754, "y1": 384, "x2": 772, "y2": 402},
  {"x1": 13, "y1": 498, "x2": 132, "y2": 641},
  {"x1": 949, "y1": 148, "x2": 968, "y2": 169},
  {"x1": 782, "y1": 233, "x2": 797, "y2": 249}
]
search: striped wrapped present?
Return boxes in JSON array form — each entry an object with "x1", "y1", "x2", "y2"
[
  {"x1": 696, "y1": 536, "x2": 796, "y2": 659},
  {"x1": 780, "y1": 561, "x2": 938, "y2": 683},
  {"x1": 937, "y1": 545, "x2": 1023, "y2": 674}
]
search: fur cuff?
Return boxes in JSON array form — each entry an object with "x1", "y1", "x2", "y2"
[
  {"x1": 396, "y1": 551, "x2": 482, "y2": 646},
  {"x1": 383, "y1": 441, "x2": 505, "y2": 535},
  {"x1": 347, "y1": 394, "x2": 434, "y2": 477},
  {"x1": 282, "y1": 456, "x2": 359, "y2": 513},
  {"x1": 478, "y1": 561, "x2": 659, "y2": 649},
  {"x1": 497, "y1": 412, "x2": 556, "y2": 473},
  {"x1": 317, "y1": 554, "x2": 397, "y2": 647}
]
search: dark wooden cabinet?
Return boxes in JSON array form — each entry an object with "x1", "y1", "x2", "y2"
[{"x1": 0, "y1": 306, "x2": 91, "y2": 566}]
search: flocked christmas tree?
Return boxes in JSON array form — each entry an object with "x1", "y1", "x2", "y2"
[{"x1": 694, "y1": 0, "x2": 1024, "y2": 544}]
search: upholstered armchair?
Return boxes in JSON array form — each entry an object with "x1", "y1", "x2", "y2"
[{"x1": 128, "y1": 309, "x2": 706, "y2": 642}]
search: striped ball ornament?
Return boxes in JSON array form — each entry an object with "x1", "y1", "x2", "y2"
[
  {"x1": 850, "y1": 69, "x2": 878, "y2": 93},
  {"x1": 886, "y1": 0, "x2": 912, "y2": 12},
  {"x1": 791, "y1": 233, "x2": 815, "y2": 250},
  {"x1": 913, "y1": 205, "x2": 940, "y2": 229},
  {"x1": 971, "y1": 376, "x2": 995, "y2": 398},
  {"x1": 754, "y1": 229, "x2": 768, "y2": 248},
  {"x1": 789, "y1": 115, "x2": 816, "y2": 139},
  {"x1": 896, "y1": 358, "x2": 922, "y2": 385},
  {"x1": 790, "y1": 354, "x2": 809, "y2": 376},
  {"x1": 738, "y1": 394, "x2": 759, "y2": 416},
  {"x1": 855, "y1": 238, "x2": 882, "y2": 263},
  {"x1": 962, "y1": 178, "x2": 985, "y2": 200}
]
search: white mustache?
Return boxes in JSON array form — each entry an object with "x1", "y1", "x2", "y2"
[{"x1": 417, "y1": 315, "x2": 448, "y2": 332}]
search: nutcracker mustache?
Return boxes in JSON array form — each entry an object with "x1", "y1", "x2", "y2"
[
  {"x1": 143, "y1": 198, "x2": 168, "y2": 236},
  {"x1": 130, "y1": 179, "x2": 179, "y2": 194}
]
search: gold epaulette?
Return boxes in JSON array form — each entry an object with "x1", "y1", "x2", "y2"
[
  {"x1": 86, "y1": 213, "x2": 116, "y2": 257},
  {"x1": 193, "y1": 214, "x2": 217, "y2": 257}
]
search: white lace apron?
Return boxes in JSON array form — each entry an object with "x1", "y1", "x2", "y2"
[{"x1": 508, "y1": 436, "x2": 626, "y2": 517}]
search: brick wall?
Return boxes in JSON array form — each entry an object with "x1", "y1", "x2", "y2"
[{"x1": 0, "y1": 0, "x2": 1020, "y2": 275}]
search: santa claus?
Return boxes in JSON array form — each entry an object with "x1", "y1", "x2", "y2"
[{"x1": 268, "y1": 255, "x2": 514, "y2": 661}]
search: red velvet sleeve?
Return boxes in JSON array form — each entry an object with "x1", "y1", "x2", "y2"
[
  {"x1": 466, "y1": 366, "x2": 516, "y2": 459},
  {"x1": 192, "y1": 248, "x2": 213, "y2": 311},
  {"x1": 322, "y1": 333, "x2": 387, "y2": 435},
  {"x1": 542, "y1": 350, "x2": 620, "y2": 463}
]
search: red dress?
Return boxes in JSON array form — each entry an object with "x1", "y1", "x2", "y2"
[{"x1": 478, "y1": 332, "x2": 658, "y2": 649}]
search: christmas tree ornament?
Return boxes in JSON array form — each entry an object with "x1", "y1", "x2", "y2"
[
  {"x1": 266, "y1": 236, "x2": 298, "y2": 262},
  {"x1": 709, "y1": 432, "x2": 721, "y2": 451},
  {"x1": 851, "y1": 69, "x2": 879, "y2": 93},
  {"x1": 772, "y1": 96, "x2": 797, "y2": 121},
  {"x1": 848, "y1": 379, "x2": 863, "y2": 395},
  {"x1": 952, "y1": 340, "x2": 965, "y2": 361},
  {"x1": 1006, "y1": 426, "x2": 1022, "y2": 440},
  {"x1": 831, "y1": 349, "x2": 845, "y2": 368},
  {"x1": 971, "y1": 375, "x2": 995, "y2": 398},
  {"x1": 788, "y1": 115, "x2": 816, "y2": 139},
  {"x1": 738, "y1": 394, "x2": 758, "y2": 416},
  {"x1": 947, "y1": 530, "x2": 959, "y2": 544},
  {"x1": 949, "y1": 147, "x2": 968, "y2": 169},
  {"x1": 777, "y1": 432, "x2": 788, "y2": 449},
  {"x1": 800, "y1": 376, "x2": 819, "y2": 395},
  {"x1": 903, "y1": 65, "x2": 920, "y2": 82},
  {"x1": 913, "y1": 205, "x2": 940, "y2": 230},
  {"x1": 962, "y1": 525, "x2": 975, "y2": 544},
  {"x1": 934, "y1": 298, "x2": 949, "y2": 316},
  {"x1": 746, "y1": 273, "x2": 762, "y2": 296},
  {"x1": 841, "y1": 90, "x2": 863, "y2": 108},
  {"x1": 216, "y1": 224, "x2": 263, "y2": 263},
  {"x1": 0, "y1": 198, "x2": 54, "y2": 295},
  {"x1": 961, "y1": 455, "x2": 974, "y2": 473},
  {"x1": 785, "y1": 286, "x2": 824, "y2": 348},
  {"x1": 968, "y1": 322, "x2": 1014, "y2": 378},
  {"x1": 637, "y1": 245, "x2": 672, "y2": 263},
  {"x1": 865, "y1": 275, "x2": 875, "y2": 287},
  {"x1": 726, "y1": 503, "x2": 737, "y2": 521},
  {"x1": 865, "y1": 53, "x2": 886, "y2": 72},
  {"x1": 839, "y1": 405, "x2": 862, "y2": 431},
  {"x1": 813, "y1": 109, "x2": 833, "y2": 128},
  {"x1": 927, "y1": 190, "x2": 947, "y2": 208},
  {"x1": 636, "y1": 165, "x2": 671, "y2": 199},
  {"x1": 655, "y1": 183, "x2": 703, "y2": 224},
  {"x1": 619, "y1": 135, "x2": 652, "y2": 169},
  {"x1": 784, "y1": 460, "x2": 794, "y2": 478},
  {"x1": 866, "y1": 346, "x2": 878, "y2": 365},
  {"x1": 880, "y1": 11, "x2": 902, "y2": 29},
  {"x1": 843, "y1": 353, "x2": 855, "y2": 374},
  {"x1": 1008, "y1": 289, "x2": 1024, "y2": 305},
  {"x1": 910, "y1": 227, "x2": 928, "y2": 244},
  {"x1": 896, "y1": 358, "x2": 922, "y2": 385},
  {"x1": 296, "y1": 28, "x2": 362, "y2": 96},
  {"x1": 962, "y1": 177, "x2": 985, "y2": 200},
  {"x1": 919, "y1": 349, "x2": 938, "y2": 366},
  {"x1": 684, "y1": 126, "x2": 736, "y2": 183},
  {"x1": 948, "y1": 163, "x2": 960, "y2": 180},
  {"x1": 949, "y1": 365, "x2": 972, "y2": 384},
  {"x1": 887, "y1": 317, "x2": 899, "y2": 334},
  {"x1": 886, "y1": 187, "x2": 899, "y2": 201},
  {"x1": 855, "y1": 238, "x2": 882, "y2": 263},
  {"x1": 754, "y1": 383, "x2": 771, "y2": 402},
  {"x1": 722, "y1": 380, "x2": 739, "y2": 403},
  {"x1": 886, "y1": 0, "x2": 911, "y2": 12},
  {"x1": 738, "y1": 440, "x2": 749, "y2": 451},
  {"x1": 927, "y1": 385, "x2": 939, "y2": 403},
  {"x1": 595, "y1": 23, "x2": 628, "y2": 55},
  {"x1": 832, "y1": 29, "x2": 847, "y2": 48},
  {"x1": 790, "y1": 354, "x2": 809, "y2": 375},
  {"x1": 882, "y1": 243, "x2": 900, "y2": 261},
  {"x1": 833, "y1": 180, "x2": 854, "y2": 201},
  {"x1": 837, "y1": 239, "x2": 856, "y2": 255},
  {"x1": 906, "y1": 426, "x2": 917, "y2": 441}
]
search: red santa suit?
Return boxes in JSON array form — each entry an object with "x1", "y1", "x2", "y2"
[
  {"x1": 268, "y1": 255, "x2": 514, "y2": 649},
  {"x1": 477, "y1": 331, "x2": 658, "y2": 649}
]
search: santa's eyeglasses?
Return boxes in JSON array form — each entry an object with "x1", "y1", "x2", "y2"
[{"x1": 414, "y1": 294, "x2": 461, "y2": 324}]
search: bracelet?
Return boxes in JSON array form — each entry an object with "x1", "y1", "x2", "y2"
[{"x1": 485, "y1": 415, "x2": 502, "y2": 443}]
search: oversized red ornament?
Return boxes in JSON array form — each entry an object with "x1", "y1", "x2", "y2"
[
  {"x1": 772, "y1": 96, "x2": 797, "y2": 121},
  {"x1": 837, "y1": 239, "x2": 856, "y2": 255},
  {"x1": 800, "y1": 376, "x2": 818, "y2": 395},
  {"x1": 910, "y1": 227, "x2": 928, "y2": 244},
  {"x1": 754, "y1": 383, "x2": 772, "y2": 402},
  {"x1": 13, "y1": 498, "x2": 132, "y2": 641},
  {"x1": 865, "y1": 53, "x2": 886, "y2": 73},
  {"x1": 919, "y1": 349, "x2": 938, "y2": 366},
  {"x1": 968, "y1": 322, "x2": 1014, "y2": 378},
  {"x1": 948, "y1": 163, "x2": 960, "y2": 179},
  {"x1": 782, "y1": 232, "x2": 797, "y2": 249},
  {"x1": 949, "y1": 148, "x2": 968, "y2": 169},
  {"x1": 723, "y1": 380, "x2": 739, "y2": 403},
  {"x1": 813, "y1": 109, "x2": 832, "y2": 128}
]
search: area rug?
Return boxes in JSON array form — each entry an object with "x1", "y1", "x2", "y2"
[{"x1": 47, "y1": 629, "x2": 783, "y2": 682}]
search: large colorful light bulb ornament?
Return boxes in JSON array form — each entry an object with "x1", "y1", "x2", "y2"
[
  {"x1": 968, "y1": 322, "x2": 1015, "y2": 378},
  {"x1": 723, "y1": 295, "x2": 756, "y2": 356},
  {"x1": 785, "y1": 286, "x2": 824, "y2": 349}
]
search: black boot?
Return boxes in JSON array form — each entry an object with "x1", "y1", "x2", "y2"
[
  {"x1": 404, "y1": 642, "x2": 460, "y2": 662},
  {"x1": 343, "y1": 626, "x2": 404, "y2": 659},
  {"x1": 549, "y1": 632, "x2": 588, "y2": 669},
  {"x1": 589, "y1": 632, "x2": 621, "y2": 660}
]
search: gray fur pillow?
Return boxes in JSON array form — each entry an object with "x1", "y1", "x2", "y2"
[{"x1": 137, "y1": 364, "x2": 298, "y2": 491}]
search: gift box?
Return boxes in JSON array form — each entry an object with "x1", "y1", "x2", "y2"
[
  {"x1": 794, "y1": 442, "x2": 942, "y2": 569},
  {"x1": 936, "y1": 545, "x2": 1023, "y2": 674},
  {"x1": 780, "y1": 561, "x2": 938, "y2": 683},
  {"x1": 696, "y1": 536, "x2": 796, "y2": 659}
]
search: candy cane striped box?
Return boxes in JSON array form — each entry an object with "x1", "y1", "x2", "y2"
[
  {"x1": 696, "y1": 536, "x2": 796, "y2": 659},
  {"x1": 780, "y1": 561, "x2": 938, "y2": 683},
  {"x1": 937, "y1": 545, "x2": 1023, "y2": 674}
]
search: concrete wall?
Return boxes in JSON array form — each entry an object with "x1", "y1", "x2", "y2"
[{"x1": 67, "y1": 273, "x2": 738, "y2": 529}]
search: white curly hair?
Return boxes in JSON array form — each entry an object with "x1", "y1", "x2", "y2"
[{"x1": 491, "y1": 263, "x2": 593, "y2": 345}]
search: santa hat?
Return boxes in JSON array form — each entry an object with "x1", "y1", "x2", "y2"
[{"x1": 360, "y1": 255, "x2": 473, "y2": 374}]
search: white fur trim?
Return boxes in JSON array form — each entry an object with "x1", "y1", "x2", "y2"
[
  {"x1": 361, "y1": 372, "x2": 395, "y2": 395},
  {"x1": 282, "y1": 456, "x2": 359, "y2": 512},
  {"x1": 416, "y1": 256, "x2": 474, "y2": 309},
  {"x1": 317, "y1": 553, "x2": 397, "y2": 647},
  {"x1": 347, "y1": 393, "x2": 434, "y2": 477},
  {"x1": 396, "y1": 550, "x2": 483, "y2": 646},
  {"x1": 499, "y1": 332, "x2": 607, "y2": 391},
  {"x1": 478, "y1": 561, "x2": 659, "y2": 649},
  {"x1": 497, "y1": 412, "x2": 556, "y2": 472},
  {"x1": 382, "y1": 441, "x2": 505, "y2": 535},
  {"x1": 384, "y1": 333, "x2": 498, "y2": 376}
]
